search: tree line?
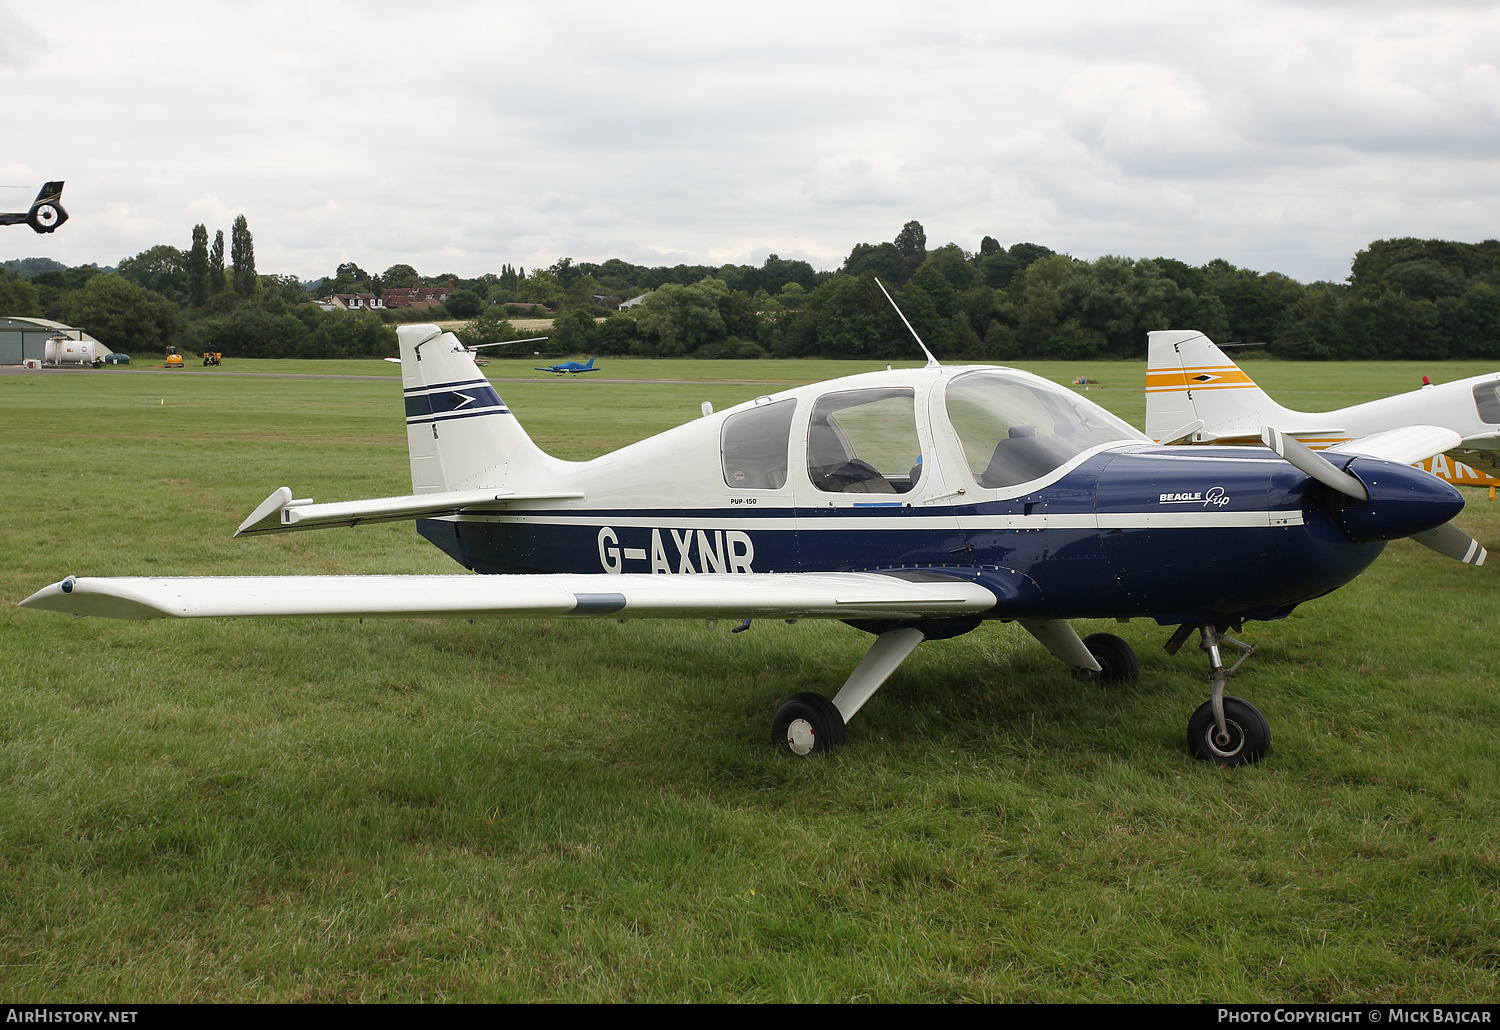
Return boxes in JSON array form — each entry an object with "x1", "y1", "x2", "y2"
[{"x1": 4, "y1": 216, "x2": 1500, "y2": 361}]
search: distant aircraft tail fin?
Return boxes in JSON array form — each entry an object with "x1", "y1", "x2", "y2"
[
  {"x1": 399, "y1": 324, "x2": 573, "y2": 493},
  {"x1": 26, "y1": 182, "x2": 67, "y2": 233},
  {"x1": 1145, "y1": 330, "x2": 1296, "y2": 443}
]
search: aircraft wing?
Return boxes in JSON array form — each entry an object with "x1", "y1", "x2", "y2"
[
  {"x1": 1326, "y1": 425, "x2": 1463, "y2": 465},
  {"x1": 234, "y1": 486, "x2": 585, "y2": 537},
  {"x1": 20, "y1": 572, "x2": 997, "y2": 623}
]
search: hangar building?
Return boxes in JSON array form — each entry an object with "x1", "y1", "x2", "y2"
[{"x1": 0, "y1": 317, "x2": 110, "y2": 364}]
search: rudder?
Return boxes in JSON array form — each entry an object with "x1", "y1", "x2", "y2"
[
  {"x1": 1145, "y1": 330, "x2": 1291, "y2": 443},
  {"x1": 399, "y1": 324, "x2": 569, "y2": 493}
]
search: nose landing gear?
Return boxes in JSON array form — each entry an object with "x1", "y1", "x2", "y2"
[{"x1": 1166, "y1": 623, "x2": 1270, "y2": 766}]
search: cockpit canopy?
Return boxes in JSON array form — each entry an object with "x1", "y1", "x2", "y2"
[
  {"x1": 718, "y1": 368, "x2": 1147, "y2": 497},
  {"x1": 945, "y1": 370, "x2": 1145, "y2": 488}
]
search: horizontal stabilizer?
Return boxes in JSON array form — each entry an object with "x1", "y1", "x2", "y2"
[
  {"x1": 1327, "y1": 425, "x2": 1463, "y2": 465},
  {"x1": 1154, "y1": 419, "x2": 1204, "y2": 445},
  {"x1": 234, "y1": 486, "x2": 585, "y2": 537},
  {"x1": 20, "y1": 573, "x2": 998, "y2": 623}
]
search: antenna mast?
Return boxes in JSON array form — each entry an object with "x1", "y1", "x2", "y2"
[{"x1": 874, "y1": 277, "x2": 939, "y2": 368}]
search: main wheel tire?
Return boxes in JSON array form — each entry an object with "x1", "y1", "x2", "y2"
[
  {"x1": 1187, "y1": 695, "x2": 1270, "y2": 766},
  {"x1": 771, "y1": 692, "x2": 847, "y2": 756},
  {"x1": 1081, "y1": 632, "x2": 1140, "y2": 683}
]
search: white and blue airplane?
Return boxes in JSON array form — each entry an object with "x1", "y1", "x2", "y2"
[
  {"x1": 535, "y1": 357, "x2": 598, "y2": 375},
  {"x1": 21, "y1": 323, "x2": 1485, "y2": 765}
]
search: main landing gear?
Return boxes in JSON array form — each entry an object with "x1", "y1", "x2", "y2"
[
  {"x1": 1165, "y1": 623, "x2": 1270, "y2": 767},
  {"x1": 771, "y1": 620, "x2": 1143, "y2": 756},
  {"x1": 772, "y1": 626, "x2": 923, "y2": 756}
]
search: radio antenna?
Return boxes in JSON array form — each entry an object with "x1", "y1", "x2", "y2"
[{"x1": 874, "y1": 277, "x2": 939, "y2": 368}]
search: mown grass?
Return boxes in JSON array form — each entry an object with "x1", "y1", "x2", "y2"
[{"x1": 1, "y1": 361, "x2": 1497, "y2": 1001}]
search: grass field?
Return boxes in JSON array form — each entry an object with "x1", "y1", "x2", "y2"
[{"x1": 2, "y1": 358, "x2": 1498, "y2": 1001}]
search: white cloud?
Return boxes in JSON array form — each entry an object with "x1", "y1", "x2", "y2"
[{"x1": 1, "y1": 0, "x2": 1498, "y2": 285}]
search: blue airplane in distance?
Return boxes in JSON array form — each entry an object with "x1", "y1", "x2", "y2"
[{"x1": 536, "y1": 358, "x2": 598, "y2": 375}]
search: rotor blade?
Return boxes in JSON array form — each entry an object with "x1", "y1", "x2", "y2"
[
  {"x1": 1261, "y1": 427, "x2": 1368, "y2": 501},
  {"x1": 1410, "y1": 522, "x2": 1487, "y2": 566}
]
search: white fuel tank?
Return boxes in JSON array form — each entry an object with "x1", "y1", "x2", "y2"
[{"x1": 44, "y1": 337, "x2": 99, "y2": 365}]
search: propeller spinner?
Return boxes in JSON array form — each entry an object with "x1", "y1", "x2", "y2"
[{"x1": 1261, "y1": 427, "x2": 1485, "y2": 566}]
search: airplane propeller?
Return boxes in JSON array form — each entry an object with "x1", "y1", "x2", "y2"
[
  {"x1": 1261, "y1": 427, "x2": 1486, "y2": 566},
  {"x1": 1411, "y1": 521, "x2": 1488, "y2": 566},
  {"x1": 1261, "y1": 427, "x2": 1366, "y2": 500}
]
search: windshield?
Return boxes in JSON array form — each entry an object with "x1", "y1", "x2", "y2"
[{"x1": 945, "y1": 371, "x2": 1144, "y2": 488}]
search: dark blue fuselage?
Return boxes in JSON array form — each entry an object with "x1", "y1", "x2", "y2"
[{"x1": 414, "y1": 444, "x2": 1442, "y2": 627}]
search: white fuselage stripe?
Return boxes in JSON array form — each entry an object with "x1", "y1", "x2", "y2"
[{"x1": 449, "y1": 510, "x2": 1305, "y2": 530}]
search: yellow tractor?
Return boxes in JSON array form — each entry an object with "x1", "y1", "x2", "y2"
[{"x1": 203, "y1": 352, "x2": 222, "y2": 366}]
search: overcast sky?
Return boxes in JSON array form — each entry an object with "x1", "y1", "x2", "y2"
[{"x1": 3, "y1": 0, "x2": 1499, "y2": 283}]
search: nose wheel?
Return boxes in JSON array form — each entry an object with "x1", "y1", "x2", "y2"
[
  {"x1": 1187, "y1": 695, "x2": 1270, "y2": 766},
  {"x1": 1166, "y1": 622, "x2": 1270, "y2": 766}
]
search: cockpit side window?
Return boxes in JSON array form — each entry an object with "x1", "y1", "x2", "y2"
[
  {"x1": 722, "y1": 399, "x2": 796, "y2": 489},
  {"x1": 807, "y1": 388, "x2": 922, "y2": 494},
  {"x1": 1474, "y1": 383, "x2": 1500, "y2": 425},
  {"x1": 945, "y1": 371, "x2": 1142, "y2": 488}
]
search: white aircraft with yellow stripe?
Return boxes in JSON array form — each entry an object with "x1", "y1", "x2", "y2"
[{"x1": 1145, "y1": 330, "x2": 1500, "y2": 493}]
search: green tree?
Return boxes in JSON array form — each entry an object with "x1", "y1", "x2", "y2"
[
  {"x1": 1349, "y1": 237, "x2": 1500, "y2": 293},
  {"x1": 1270, "y1": 283, "x2": 1345, "y2": 360},
  {"x1": 921, "y1": 243, "x2": 979, "y2": 292},
  {"x1": 446, "y1": 288, "x2": 484, "y2": 319},
  {"x1": 230, "y1": 214, "x2": 257, "y2": 298},
  {"x1": 592, "y1": 313, "x2": 641, "y2": 355},
  {"x1": 380, "y1": 263, "x2": 419, "y2": 290},
  {"x1": 518, "y1": 270, "x2": 566, "y2": 308},
  {"x1": 780, "y1": 274, "x2": 908, "y2": 360},
  {"x1": 455, "y1": 307, "x2": 521, "y2": 349},
  {"x1": 1048, "y1": 255, "x2": 1227, "y2": 358},
  {"x1": 979, "y1": 241, "x2": 1055, "y2": 289},
  {"x1": 117, "y1": 244, "x2": 187, "y2": 301},
  {"x1": 631, "y1": 279, "x2": 731, "y2": 356},
  {"x1": 322, "y1": 262, "x2": 375, "y2": 297},
  {"x1": 208, "y1": 231, "x2": 226, "y2": 295},
  {"x1": 60, "y1": 275, "x2": 179, "y2": 351},
  {"x1": 894, "y1": 220, "x2": 927, "y2": 257},
  {"x1": 760, "y1": 254, "x2": 817, "y2": 294},
  {"x1": 0, "y1": 269, "x2": 42, "y2": 316},
  {"x1": 187, "y1": 225, "x2": 209, "y2": 306},
  {"x1": 843, "y1": 241, "x2": 906, "y2": 284},
  {"x1": 548, "y1": 308, "x2": 599, "y2": 356},
  {"x1": 1202, "y1": 260, "x2": 1307, "y2": 342}
]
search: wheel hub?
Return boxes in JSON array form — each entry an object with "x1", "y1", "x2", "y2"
[
  {"x1": 1204, "y1": 718, "x2": 1245, "y2": 759},
  {"x1": 785, "y1": 718, "x2": 816, "y2": 756}
]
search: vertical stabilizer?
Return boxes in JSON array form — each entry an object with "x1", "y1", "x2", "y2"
[
  {"x1": 399, "y1": 324, "x2": 568, "y2": 493},
  {"x1": 1145, "y1": 330, "x2": 1295, "y2": 442}
]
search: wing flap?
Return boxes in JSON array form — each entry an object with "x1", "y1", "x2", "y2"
[
  {"x1": 21, "y1": 573, "x2": 998, "y2": 622},
  {"x1": 1327, "y1": 425, "x2": 1464, "y2": 465},
  {"x1": 234, "y1": 486, "x2": 585, "y2": 537}
]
